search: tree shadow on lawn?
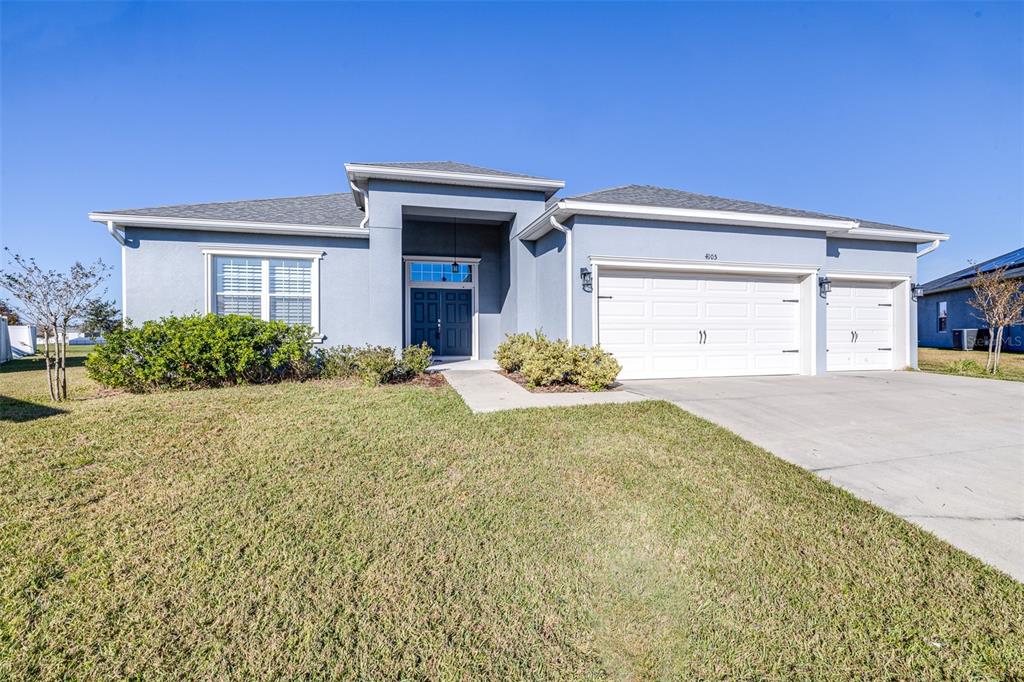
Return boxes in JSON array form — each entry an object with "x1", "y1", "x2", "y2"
[
  {"x1": 0, "y1": 354, "x2": 89, "y2": 374},
  {"x1": 1, "y1": 395, "x2": 67, "y2": 422}
]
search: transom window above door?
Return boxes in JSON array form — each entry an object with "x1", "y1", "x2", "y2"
[
  {"x1": 205, "y1": 251, "x2": 320, "y2": 333},
  {"x1": 409, "y1": 261, "x2": 472, "y2": 283}
]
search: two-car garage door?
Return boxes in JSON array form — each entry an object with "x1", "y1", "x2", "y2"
[{"x1": 597, "y1": 270, "x2": 804, "y2": 380}]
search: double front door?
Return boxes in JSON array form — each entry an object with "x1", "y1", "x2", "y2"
[{"x1": 410, "y1": 288, "x2": 472, "y2": 356}]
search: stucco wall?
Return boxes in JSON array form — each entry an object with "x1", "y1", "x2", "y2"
[
  {"x1": 532, "y1": 229, "x2": 567, "y2": 339},
  {"x1": 122, "y1": 227, "x2": 372, "y2": 346},
  {"x1": 916, "y1": 287, "x2": 1024, "y2": 352}
]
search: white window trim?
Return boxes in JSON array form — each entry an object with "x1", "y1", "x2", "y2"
[
  {"x1": 203, "y1": 249, "x2": 322, "y2": 336},
  {"x1": 402, "y1": 256, "x2": 479, "y2": 360}
]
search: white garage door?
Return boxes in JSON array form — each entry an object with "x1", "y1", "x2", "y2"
[
  {"x1": 826, "y1": 281, "x2": 894, "y2": 371},
  {"x1": 597, "y1": 270, "x2": 803, "y2": 380}
]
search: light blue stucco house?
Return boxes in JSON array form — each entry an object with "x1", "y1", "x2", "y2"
[
  {"x1": 917, "y1": 247, "x2": 1024, "y2": 352},
  {"x1": 90, "y1": 161, "x2": 949, "y2": 379}
]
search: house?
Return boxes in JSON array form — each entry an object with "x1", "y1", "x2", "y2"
[
  {"x1": 917, "y1": 247, "x2": 1024, "y2": 352},
  {"x1": 90, "y1": 161, "x2": 949, "y2": 380}
]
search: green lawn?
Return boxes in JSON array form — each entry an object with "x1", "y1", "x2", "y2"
[
  {"x1": 2, "y1": 356, "x2": 1022, "y2": 679},
  {"x1": 918, "y1": 346, "x2": 1024, "y2": 382}
]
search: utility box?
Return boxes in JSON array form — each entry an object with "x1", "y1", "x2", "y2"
[{"x1": 953, "y1": 328, "x2": 990, "y2": 351}]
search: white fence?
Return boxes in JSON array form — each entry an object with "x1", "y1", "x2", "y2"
[
  {"x1": 0, "y1": 318, "x2": 11, "y2": 364},
  {"x1": 9, "y1": 325, "x2": 37, "y2": 357}
]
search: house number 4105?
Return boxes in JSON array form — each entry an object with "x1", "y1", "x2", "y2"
[{"x1": 705, "y1": 253, "x2": 719, "y2": 261}]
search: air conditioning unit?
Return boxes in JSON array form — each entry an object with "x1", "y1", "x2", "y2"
[{"x1": 953, "y1": 328, "x2": 989, "y2": 351}]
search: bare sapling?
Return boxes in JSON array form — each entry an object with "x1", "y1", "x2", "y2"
[{"x1": 1, "y1": 249, "x2": 110, "y2": 400}]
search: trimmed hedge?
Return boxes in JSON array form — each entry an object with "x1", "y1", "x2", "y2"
[
  {"x1": 317, "y1": 342, "x2": 434, "y2": 386},
  {"x1": 494, "y1": 332, "x2": 621, "y2": 391},
  {"x1": 86, "y1": 315, "x2": 437, "y2": 392},
  {"x1": 86, "y1": 314, "x2": 315, "y2": 392}
]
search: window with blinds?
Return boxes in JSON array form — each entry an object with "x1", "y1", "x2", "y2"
[{"x1": 211, "y1": 255, "x2": 315, "y2": 329}]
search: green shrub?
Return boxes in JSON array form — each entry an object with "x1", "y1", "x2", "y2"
[
  {"x1": 948, "y1": 359, "x2": 984, "y2": 376},
  {"x1": 520, "y1": 338, "x2": 576, "y2": 388},
  {"x1": 352, "y1": 345, "x2": 398, "y2": 386},
  {"x1": 571, "y1": 345, "x2": 622, "y2": 391},
  {"x1": 317, "y1": 345, "x2": 358, "y2": 379},
  {"x1": 399, "y1": 342, "x2": 434, "y2": 378},
  {"x1": 495, "y1": 332, "x2": 545, "y2": 373},
  {"x1": 85, "y1": 314, "x2": 315, "y2": 392},
  {"x1": 496, "y1": 331, "x2": 622, "y2": 390}
]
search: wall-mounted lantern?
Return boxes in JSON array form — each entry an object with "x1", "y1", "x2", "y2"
[
  {"x1": 911, "y1": 283, "x2": 924, "y2": 300},
  {"x1": 818, "y1": 276, "x2": 832, "y2": 296},
  {"x1": 580, "y1": 267, "x2": 593, "y2": 293}
]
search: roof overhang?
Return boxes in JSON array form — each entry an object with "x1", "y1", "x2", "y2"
[
  {"x1": 518, "y1": 200, "x2": 859, "y2": 240},
  {"x1": 88, "y1": 213, "x2": 369, "y2": 239},
  {"x1": 518, "y1": 200, "x2": 948, "y2": 245},
  {"x1": 344, "y1": 163, "x2": 565, "y2": 208}
]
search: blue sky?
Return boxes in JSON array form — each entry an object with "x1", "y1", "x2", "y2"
[{"x1": 2, "y1": 1, "x2": 1021, "y2": 304}]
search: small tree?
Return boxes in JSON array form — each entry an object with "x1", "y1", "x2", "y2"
[
  {"x1": 0, "y1": 249, "x2": 110, "y2": 401},
  {"x1": 0, "y1": 298, "x2": 20, "y2": 324},
  {"x1": 968, "y1": 265, "x2": 1024, "y2": 373},
  {"x1": 80, "y1": 298, "x2": 121, "y2": 339}
]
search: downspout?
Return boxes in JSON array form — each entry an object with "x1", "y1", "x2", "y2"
[
  {"x1": 349, "y1": 181, "x2": 370, "y2": 230},
  {"x1": 106, "y1": 220, "x2": 125, "y2": 246},
  {"x1": 549, "y1": 215, "x2": 573, "y2": 344},
  {"x1": 916, "y1": 239, "x2": 941, "y2": 258}
]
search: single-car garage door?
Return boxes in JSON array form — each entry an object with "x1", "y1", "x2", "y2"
[
  {"x1": 597, "y1": 269, "x2": 803, "y2": 380},
  {"x1": 826, "y1": 281, "x2": 894, "y2": 371}
]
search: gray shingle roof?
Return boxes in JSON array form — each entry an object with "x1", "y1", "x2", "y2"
[
  {"x1": 921, "y1": 247, "x2": 1024, "y2": 294},
  {"x1": 95, "y1": 193, "x2": 364, "y2": 227},
  {"x1": 568, "y1": 184, "x2": 942, "y2": 234},
  {"x1": 351, "y1": 160, "x2": 555, "y2": 181}
]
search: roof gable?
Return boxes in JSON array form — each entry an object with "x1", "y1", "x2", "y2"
[{"x1": 348, "y1": 160, "x2": 553, "y2": 180}]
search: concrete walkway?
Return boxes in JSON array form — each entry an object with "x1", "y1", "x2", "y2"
[
  {"x1": 442, "y1": 369, "x2": 650, "y2": 414},
  {"x1": 624, "y1": 371, "x2": 1024, "y2": 581}
]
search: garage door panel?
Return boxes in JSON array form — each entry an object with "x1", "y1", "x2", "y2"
[
  {"x1": 826, "y1": 280, "x2": 894, "y2": 372},
  {"x1": 708, "y1": 328, "x2": 751, "y2": 345},
  {"x1": 598, "y1": 269, "x2": 804, "y2": 380},
  {"x1": 652, "y1": 301, "x2": 699, "y2": 318},
  {"x1": 755, "y1": 280, "x2": 799, "y2": 295},
  {"x1": 651, "y1": 329, "x2": 701, "y2": 345},
  {"x1": 705, "y1": 302, "x2": 749, "y2": 319},
  {"x1": 755, "y1": 328, "x2": 798, "y2": 344},
  {"x1": 600, "y1": 328, "x2": 647, "y2": 346},
  {"x1": 651, "y1": 277, "x2": 699, "y2": 291},
  {"x1": 651, "y1": 354, "x2": 701, "y2": 373},
  {"x1": 705, "y1": 279, "x2": 750, "y2": 292},
  {"x1": 754, "y1": 302, "x2": 798, "y2": 319},
  {"x1": 602, "y1": 300, "x2": 647, "y2": 318}
]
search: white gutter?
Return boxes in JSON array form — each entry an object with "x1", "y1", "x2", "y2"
[
  {"x1": 916, "y1": 238, "x2": 942, "y2": 258},
  {"x1": 89, "y1": 213, "x2": 369, "y2": 239},
  {"x1": 348, "y1": 181, "x2": 370, "y2": 229},
  {"x1": 106, "y1": 220, "x2": 125, "y2": 245},
  {"x1": 548, "y1": 215, "x2": 573, "y2": 344},
  {"x1": 518, "y1": 200, "x2": 860, "y2": 240}
]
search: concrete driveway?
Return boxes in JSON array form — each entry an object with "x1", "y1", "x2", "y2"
[{"x1": 624, "y1": 371, "x2": 1024, "y2": 581}]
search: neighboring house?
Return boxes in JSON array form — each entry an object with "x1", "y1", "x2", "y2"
[
  {"x1": 90, "y1": 161, "x2": 949, "y2": 380},
  {"x1": 918, "y1": 247, "x2": 1024, "y2": 352}
]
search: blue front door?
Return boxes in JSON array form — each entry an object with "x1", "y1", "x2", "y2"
[{"x1": 410, "y1": 288, "x2": 472, "y2": 356}]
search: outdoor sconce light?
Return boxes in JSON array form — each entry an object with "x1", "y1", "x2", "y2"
[
  {"x1": 580, "y1": 267, "x2": 593, "y2": 292},
  {"x1": 818, "y1": 276, "x2": 832, "y2": 296},
  {"x1": 911, "y1": 283, "x2": 924, "y2": 300}
]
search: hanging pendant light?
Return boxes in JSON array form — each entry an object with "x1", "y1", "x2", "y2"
[{"x1": 451, "y1": 217, "x2": 459, "y2": 273}]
